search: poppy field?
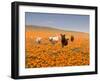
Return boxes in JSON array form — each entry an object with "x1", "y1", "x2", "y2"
[{"x1": 25, "y1": 26, "x2": 90, "y2": 68}]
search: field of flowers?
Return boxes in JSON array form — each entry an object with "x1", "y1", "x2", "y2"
[{"x1": 25, "y1": 26, "x2": 90, "y2": 68}]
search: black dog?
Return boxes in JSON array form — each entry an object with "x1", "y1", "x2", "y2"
[
  {"x1": 71, "y1": 35, "x2": 74, "y2": 42},
  {"x1": 60, "y1": 34, "x2": 69, "y2": 48}
]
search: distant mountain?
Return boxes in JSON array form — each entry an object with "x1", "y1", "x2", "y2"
[
  {"x1": 25, "y1": 25, "x2": 67, "y2": 32},
  {"x1": 25, "y1": 25, "x2": 89, "y2": 34}
]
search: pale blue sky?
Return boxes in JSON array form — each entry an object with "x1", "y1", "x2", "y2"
[{"x1": 25, "y1": 12, "x2": 89, "y2": 33}]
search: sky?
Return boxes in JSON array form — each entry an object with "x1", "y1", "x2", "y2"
[{"x1": 25, "y1": 12, "x2": 90, "y2": 33}]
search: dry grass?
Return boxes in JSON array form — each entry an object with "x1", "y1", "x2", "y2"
[{"x1": 25, "y1": 26, "x2": 90, "y2": 68}]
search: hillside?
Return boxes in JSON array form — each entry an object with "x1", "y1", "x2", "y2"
[{"x1": 25, "y1": 25, "x2": 88, "y2": 34}]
